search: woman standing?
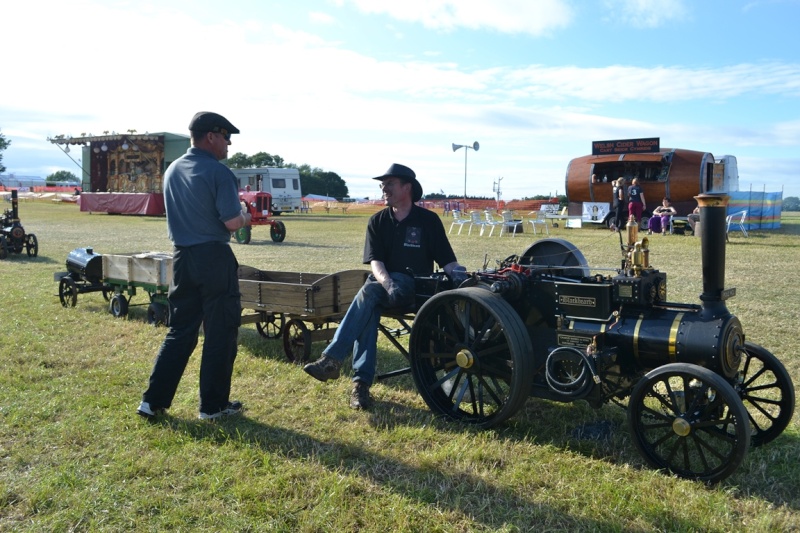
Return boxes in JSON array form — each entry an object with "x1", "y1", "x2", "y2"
[
  {"x1": 612, "y1": 178, "x2": 625, "y2": 231},
  {"x1": 627, "y1": 178, "x2": 646, "y2": 222}
]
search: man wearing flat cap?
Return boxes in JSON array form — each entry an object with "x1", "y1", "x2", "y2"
[
  {"x1": 138, "y1": 111, "x2": 251, "y2": 421},
  {"x1": 304, "y1": 163, "x2": 467, "y2": 409}
]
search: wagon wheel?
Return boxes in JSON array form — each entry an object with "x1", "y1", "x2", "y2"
[
  {"x1": 109, "y1": 293, "x2": 129, "y2": 318},
  {"x1": 25, "y1": 234, "x2": 38, "y2": 257},
  {"x1": 234, "y1": 226, "x2": 251, "y2": 244},
  {"x1": 628, "y1": 362, "x2": 751, "y2": 483},
  {"x1": 58, "y1": 276, "x2": 78, "y2": 308},
  {"x1": 409, "y1": 287, "x2": 533, "y2": 429},
  {"x1": 735, "y1": 342, "x2": 795, "y2": 447},
  {"x1": 0, "y1": 236, "x2": 8, "y2": 260},
  {"x1": 256, "y1": 312, "x2": 284, "y2": 339},
  {"x1": 146, "y1": 302, "x2": 169, "y2": 327},
  {"x1": 283, "y1": 319, "x2": 312, "y2": 363},
  {"x1": 270, "y1": 220, "x2": 286, "y2": 242}
]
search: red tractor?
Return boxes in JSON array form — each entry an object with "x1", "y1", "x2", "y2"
[{"x1": 234, "y1": 190, "x2": 286, "y2": 244}]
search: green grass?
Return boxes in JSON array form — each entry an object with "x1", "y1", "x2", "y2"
[{"x1": 1, "y1": 201, "x2": 799, "y2": 532}]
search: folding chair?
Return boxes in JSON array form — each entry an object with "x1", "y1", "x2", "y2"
[
  {"x1": 448, "y1": 210, "x2": 470, "y2": 235},
  {"x1": 499, "y1": 211, "x2": 523, "y2": 237},
  {"x1": 725, "y1": 210, "x2": 748, "y2": 241}
]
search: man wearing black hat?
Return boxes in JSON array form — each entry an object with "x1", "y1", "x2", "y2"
[
  {"x1": 303, "y1": 163, "x2": 467, "y2": 409},
  {"x1": 138, "y1": 111, "x2": 251, "y2": 421}
]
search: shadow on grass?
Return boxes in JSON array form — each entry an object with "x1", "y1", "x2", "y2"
[{"x1": 154, "y1": 411, "x2": 700, "y2": 530}]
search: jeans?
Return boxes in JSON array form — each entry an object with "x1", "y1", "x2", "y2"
[
  {"x1": 322, "y1": 272, "x2": 415, "y2": 386},
  {"x1": 142, "y1": 242, "x2": 241, "y2": 414}
]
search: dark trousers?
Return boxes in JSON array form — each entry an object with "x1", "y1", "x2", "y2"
[{"x1": 142, "y1": 242, "x2": 241, "y2": 414}]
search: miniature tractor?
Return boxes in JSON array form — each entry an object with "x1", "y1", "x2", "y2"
[{"x1": 233, "y1": 190, "x2": 286, "y2": 244}]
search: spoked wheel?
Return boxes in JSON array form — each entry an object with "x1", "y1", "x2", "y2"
[
  {"x1": 147, "y1": 302, "x2": 170, "y2": 327},
  {"x1": 256, "y1": 312, "x2": 284, "y2": 339},
  {"x1": 270, "y1": 220, "x2": 286, "y2": 242},
  {"x1": 409, "y1": 287, "x2": 533, "y2": 429},
  {"x1": 628, "y1": 363, "x2": 751, "y2": 483},
  {"x1": 735, "y1": 342, "x2": 795, "y2": 447},
  {"x1": 282, "y1": 318, "x2": 312, "y2": 363},
  {"x1": 25, "y1": 234, "x2": 38, "y2": 257},
  {"x1": 109, "y1": 294, "x2": 129, "y2": 318},
  {"x1": 58, "y1": 276, "x2": 78, "y2": 307},
  {"x1": 234, "y1": 226, "x2": 252, "y2": 244}
]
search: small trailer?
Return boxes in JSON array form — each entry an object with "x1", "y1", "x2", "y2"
[
  {"x1": 56, "y1": 248, "x2": 173, "y2": 325},
  {"x1": 237, "y1": 266, "x2": 369, "y2": 362}
]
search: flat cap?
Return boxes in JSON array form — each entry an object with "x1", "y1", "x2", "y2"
[{"x1": 188, "y1": 111, "x2": 240, "y2": 134}]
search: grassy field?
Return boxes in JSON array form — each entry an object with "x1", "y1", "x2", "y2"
[{"x1": 1, "y1": 200, "x2": 799, "y2": 532}]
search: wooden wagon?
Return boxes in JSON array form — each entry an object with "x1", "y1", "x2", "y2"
[{"x1": 237, "y1": 266, "x2": 370, "y2": 363}]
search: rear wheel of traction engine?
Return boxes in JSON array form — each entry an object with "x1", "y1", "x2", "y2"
[
  {"x1": 270, "y1": 220, "x2": 286, "y2": 242},
  {"x1": 234, "y1": 225, "x2": 252, "y2": 244},
  {"x1": 518, "y1": 238, "x2": 590, "y2": 279},
  {"x1": 256, "y1": 312, "x2": 284, "y2": 339},
  {"x1": 146, "y1": 302, "x2": 169, "y2": 327},
  {"x1": 0, "y1": 236, "x2": 8, "y2": 260},
  {"x1": 736, "y1": 342, "x2": 795, "y2": 447},
  {"x1": 409, "y1": 287, "x2": 533, "y2": 429},
  {"x1": 25, "y1": 234, "x2": 38, "y2": 257},
  {"x1": 283, "y1": 318, "x2": 312, "y2": 363},
  {"x1": 109, "y1": 293, "x2": 129, "y2": 318},
  {"x1": 59, "y1": 276, "x2": 78, "y2": 308},
  {"x1": 628, "y1": 362, "x2": 751, "y2": 483}
]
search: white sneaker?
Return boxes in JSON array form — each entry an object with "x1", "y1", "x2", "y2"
[
  {"x1": 137, "y1": 401, "x2": 165, "y2": 419},
  {"x1": 199, "y1": 401, "x2": 243, "y2": 420}
]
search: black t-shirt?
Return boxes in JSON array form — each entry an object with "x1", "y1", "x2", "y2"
[{"x1": 363, "y1": 205, "x2": 457, "y2": 276}]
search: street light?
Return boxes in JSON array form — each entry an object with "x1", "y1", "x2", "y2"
[
  {"x1": 452, "y1": 141, "x2": 479, "y2": 209},
  {"x1": 493, "y1": 176, "x2": 503, "y2": 209}
]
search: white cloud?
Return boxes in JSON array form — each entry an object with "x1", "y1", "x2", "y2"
[
  {"x1": 342, "y1": 0, "x2": 574, "y2": 35},
  {"x1": 601, "y1": 0, "x2": 690, "y2": 28}
]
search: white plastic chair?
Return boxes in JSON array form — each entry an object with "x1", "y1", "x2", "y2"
[
  {"x1": 726, "y1": 210, "x2": 748, "y2": 240},
  {"x1": 468, "y1": 211, "x2": 489, "y2": 235},
  {"x1": 529, "y1": 211, "x2": 550, "y2": 235},
  {"x1": 499, "y1": 211, "x2": 523, "y2": 237},
  {"x1": 483, "y1": 211, "x2": 504, "y2": 236},
  {"x1": 448, "y1": 210, "x2": 471, "y2": 235}
]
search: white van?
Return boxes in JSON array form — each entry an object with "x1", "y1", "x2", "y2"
[{"x1": 229, "y1": 167, "x2": 303, "y2": 215}]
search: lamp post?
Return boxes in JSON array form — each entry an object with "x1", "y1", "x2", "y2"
[
  {"x1": 452, "y1": 141, "x2": 479, "y2": 210},
  {"x1": 493, "y1": 176, "x2": 503, "y2": 210}
]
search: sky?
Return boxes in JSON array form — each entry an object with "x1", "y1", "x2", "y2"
[{"x1": 2, "y1": 0, "x2": 800, "y2": 201}]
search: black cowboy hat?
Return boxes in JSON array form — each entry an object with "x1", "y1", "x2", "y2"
[{"x1": 372, "y1": 163, "x2": 423, "y2": 202}]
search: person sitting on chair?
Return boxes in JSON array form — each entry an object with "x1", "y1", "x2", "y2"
[
  {"x1": 302, "y1": 163, "x2": 467, "y2": 410},
  {"x1": 647, "y1": 197, "x2": 676, "y2": 235},
  {"x1": 687, "y1": 204, "x2": 701, "y2": 234}
]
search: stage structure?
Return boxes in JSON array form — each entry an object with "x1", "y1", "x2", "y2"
[{"x1": 48, "y1": 132, "x2": 189, "y2": 215}]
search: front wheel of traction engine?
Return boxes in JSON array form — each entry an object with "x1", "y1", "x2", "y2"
[
  {"x1": 109, "y1": 293, "x2": 129, "y2": 318},
  {"x1": 628, "y1": 362, "x2": 751, "y2": 483},
  {"x1": 26, "y1": 234, "x2": 38, "y2": 257},
  {"x1": 408, "y1": 287, "x2": 533, "y2": 429},
  {"x1": 270, "y1": 220, "x2": 286, "y2": 242},
  {"x1": 736, "y1": 342, "x2": 795, "y2": 447}
]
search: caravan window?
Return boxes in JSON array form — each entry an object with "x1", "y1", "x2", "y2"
[
  {"x1": 272, "y1": 178, "x2": 286, "y2": 189},
  {"x1": 292, "y1": 179, "x2": 299, "y2": 190}
]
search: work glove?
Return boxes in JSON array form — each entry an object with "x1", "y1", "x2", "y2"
[
  {"x1": 382, "y1": 278, "x2": 411, "y2": 308},
  {"x1": 450, "y1": 266, "x2": 469, "y2": 287}
]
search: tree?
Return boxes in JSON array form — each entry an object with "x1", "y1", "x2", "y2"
[
  {"x1": 784, "y1": 196, "x2": 800, "y2": 211},
  {"x1": 0, "y1": 130, "x2": 10, "y2": 174},
  {"x1": 46, "y1": 170, "x2": 79, "y2": 183},
  {"x1": 226, "y1": 152, "x2": 252, "y2": 169},
  {"x1": 250, "y1": 152, "x2": 277, "y2": 168}
]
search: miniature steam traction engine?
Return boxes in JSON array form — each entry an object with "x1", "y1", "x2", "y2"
[
  {"x1": 0, "y1": 190, "x2": 38, "y2": 259},
  {"x1": 406, "y1": 194, "x2": 794, "y2": 482}
]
